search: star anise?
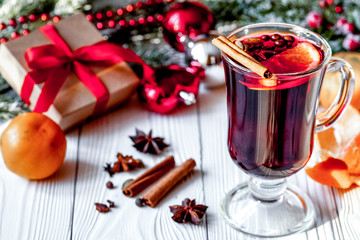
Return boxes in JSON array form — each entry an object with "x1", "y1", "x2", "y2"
[
  {"x1": 169, "y1": 198, "x2": 208, "y2": 225},
  {"x1": 129, "y1": 129, "x2": 169, "y2": 154},
  {"x1": 104, "y1": 153, "x2": 144, "y2": 177}
]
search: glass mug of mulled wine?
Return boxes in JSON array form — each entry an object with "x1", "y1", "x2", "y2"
[{"x1": 217, "y1": 23, "x2": 354, "y2": 237}]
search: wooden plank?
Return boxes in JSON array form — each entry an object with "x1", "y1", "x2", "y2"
[
  {"x1": 0, "y1": 122, "x2": 78, "y2": 240},
  {"x1": 71, "y1": 97, "x2": 206, "y2": 239}
]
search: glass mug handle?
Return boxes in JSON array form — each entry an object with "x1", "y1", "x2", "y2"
[{"x1": 316, "y1": 57, "x2": 355, "y2": 133}]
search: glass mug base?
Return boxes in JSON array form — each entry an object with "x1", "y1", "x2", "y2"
[{"x1": 220, "y1": 179, "x2": 315, "y2": 238}]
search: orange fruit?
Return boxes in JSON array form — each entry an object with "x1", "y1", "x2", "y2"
[
  {"x1": 262, "y1": 42, "x2": 321, "y2": 74},
  {"x1": 1, "y1": 112, "x2": 66, "y2": 179}
]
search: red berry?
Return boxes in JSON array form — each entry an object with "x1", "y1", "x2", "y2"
[
  {"x1": 0, "y1": 23, "x2": 6, "y2": 30},
  {"x1": 136, "y1": 2, "x2": 143, "y2": 8},
  {"x1": 22, "y1": 29, "x2": 30, "y2": 35},
  {"x1": 119, "y1": 20, "x2": 127, "y2": 27},
  {"x1": 335, "y1": 5, "x2": 343, "y2": 13},
  {"x1": 343, "y1": 34, "x2": 360, "y2": 51},
  {"x1": 138, "y1": 17, "x2": 145, "y2": 25},
  {"x1": 147, "y1": 16, "x2": 154, "y2": 23},
  {"x1": 108, "y1": 20, "x2": 116, "y2": 28},
  {"x1": 29, "y1": 14, "x2": 37, "y2": 21},
  {"x1": 41, "y1": 13, "x2": 50, "y2": 21},
  {"x1": 8, "y1": 19, "x2": 17, "y2": 27},
  {"x1": 156, "y1": 14, "x2": 163, "y2": 22},
  {"x1": 129, "y1": 19, "x2": 137, "y2": 27},
  {"x1": 52, "y1": 15, "x2": 61, "y2": 23},
  {"x1": 117, "y1": 8, "x2": 124, "y2": 16},
  {"x1": 306, "y1": 11, "x2": 323, "y2": 29},
  {"x1": 86, "y1": 14, "x2": 93, "y2": 21},
  {"x1": 106, "y1": 10, "x2": 114, "y2": 18},
  {"x1": 343, "y1": 22, "x2": 356, "y2": 34},
  {"x1": 126, "y1": 4, "x2": 134, "y2": 12},
  {"x1": 326, "y1": 0, "x2": 333, "y2": 4},
  {"x1": 18, "y1": 16, "x2": 28, "y2": 24},
  {"x1": 11, "y1": 32, "x2": 20, "y2": 39},
  {"x1": 96, "y1": 22, "x2": 105, "y2": 30},
  {"x1": 95, "y1": 12, "x2": 103, "y2": 20},
  {"x1": 0, "y1": 37, "x2": 8, "y2": 43}
]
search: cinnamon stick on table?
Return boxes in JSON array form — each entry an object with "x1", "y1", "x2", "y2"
[
  {"x1": 212, "y1": 35, "x2": 272, "y2": 79},
  {"x1": 142, "y1": 158, "x2": 196, "y2": 207},
  {"x1": 123, "y1": 156, "x2": 175, "y2": 197}
]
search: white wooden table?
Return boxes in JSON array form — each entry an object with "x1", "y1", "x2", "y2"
[{"x1": 0, "y1": 85, "x2": 359, "y2": 240}]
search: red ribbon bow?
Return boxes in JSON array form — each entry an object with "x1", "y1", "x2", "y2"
[{"x1": 21, "y1": 23, "x2": 153, "y2": 114}]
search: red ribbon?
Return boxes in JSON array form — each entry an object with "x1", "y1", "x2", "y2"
[{"x1": 21, "y1": 23, "x2": 153, "y2": 114}]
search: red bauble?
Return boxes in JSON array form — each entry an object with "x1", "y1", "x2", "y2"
[
  {"x1": 343, "y1": 34, "x2": 360, "y2": 51},
  {"x1": 162, "y1": 1, "x2": 214, "y2": 52},
  {"x1": 306, "y1": 11, "x2": 323, "y2": 29},
  {"x1": 137, "y1": 64, "x2": 203, "y2": 114}
]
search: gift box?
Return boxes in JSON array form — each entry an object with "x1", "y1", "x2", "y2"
[{"x1": 0, "y1": 13, "x2": 141, "y2": 130}]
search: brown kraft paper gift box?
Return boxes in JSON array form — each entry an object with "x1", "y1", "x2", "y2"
[{"x1": 0, "y1": 13, "x2": 139, "y2": 130}]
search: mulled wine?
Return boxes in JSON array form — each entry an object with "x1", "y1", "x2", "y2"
[{"x1": 225, "y1": 33, "x2": 325, "y2": 178}]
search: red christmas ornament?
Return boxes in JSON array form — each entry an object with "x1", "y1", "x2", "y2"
[
  {"x1": 306, "y1": 11, "x2": 323, "y2": 29},
  {"x1": 18, "y1": 16, "x2": 28, "y2": 24},
  {"x1": 138, "y1": 64, "x2": 203, "y2": 114},
  {"x1": 0, "y1": 23, "x2": 6, "y2": 30},
  {"x1": 8, "y1": 18, "x2": 17, "y2": 27},
  {"x1": 343, "y1": 34, "x2": 360, "y2": 51},
  {"x1": 162, "y1": 1, "x2": 214, "y2": 52}
]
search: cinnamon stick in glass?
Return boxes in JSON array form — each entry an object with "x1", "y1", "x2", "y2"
[
  {"x1": 142, "y1": 158, "x2": 196, "y2": 207},
  {"x1": 123, "y1": 156, "x2": 175, "y2": 197},
  {"x1": 212, "y1": 36, "x2": 272, "y2": 79}
]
